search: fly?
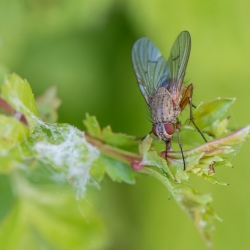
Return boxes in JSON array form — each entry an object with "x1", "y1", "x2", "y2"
[{"x1": 131, "y1": 31, "x2": 207, "y2": 170}]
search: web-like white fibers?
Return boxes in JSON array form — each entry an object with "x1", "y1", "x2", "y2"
[{"x1": 34, "y1": 122, "x2": 100, "y2": 200}]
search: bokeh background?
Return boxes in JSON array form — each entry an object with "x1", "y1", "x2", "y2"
[{"x1": 1, "y1": 0, "x2": 250, "y2": 249}]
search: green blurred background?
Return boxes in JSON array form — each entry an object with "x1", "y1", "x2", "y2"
[{"x1": 1, "y1": 0, "x2": 250, "y2": 249}]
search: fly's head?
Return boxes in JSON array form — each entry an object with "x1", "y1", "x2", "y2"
[{"x1": 152, "y1": 123, "x2": 175, "y2": 141}]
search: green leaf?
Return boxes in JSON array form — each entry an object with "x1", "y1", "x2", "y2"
[
  {"x1": 168, "y1": 152, "x2": 204, "y2": 182},
  {"x1": 0, "y1": 115, "x2": 29, "y2": 151},
  {"x1": 201, "y1": 174, "x2": 228, "y2": 186},
  {"x1": 102, "y1": 126, "x2": 137, "y2": 148},
  {"x1": 203, "y1": 117, "x2": 230, "y2": 138},
  {"x1": 0, "y1": 74, "x2": 38, "y2": 130},
  {"x1": 83, "y1": 114, "x2": 138, "y2": 184},
  {"x1": 83, "y1": 113, "x2": 102, "y2": 139},
  {"x1": 165, "y1": 125, "x2": 250, "y2": 185},
  {"x1": 36, "y1": 86, "x2": 61, "y2": 123},
  {"x1": 186, "y1": 98, "x2": 235, "y2": 130},
  {"x1": 139, "y1": 134, "x2": 152, "y2": 155},
  {"x1": 103, "y1": 155, "x2": 136, "y2": 184},
  {"x1": 83, "y1": 114, "x2": 139, "y2": 149},
  {"x1": 172, "y1": 126, "x2": 212, "y2": 147},
  {"x1": 90, "y1": 156, "x2": 106, "y2": 182}
]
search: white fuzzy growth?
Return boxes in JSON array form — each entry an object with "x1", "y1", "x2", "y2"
[{"x1": 34, "y1": 124, "x2": 100, "y2": 199}]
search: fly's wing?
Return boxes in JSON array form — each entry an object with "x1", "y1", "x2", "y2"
[
  {"x1": 167, "y1": 31, "x2": 191, "y2": 93},
  {"x1": 132, "y1": 38, "x2": 169, "y2": 104}
]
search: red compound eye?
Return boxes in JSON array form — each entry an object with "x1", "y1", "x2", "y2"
[
  {"x1": 152, "y1": 125, "x2": 157, "y2": 136},
  {"x1": 164, "y1": 123, "x2": 175, "y2": 135}
]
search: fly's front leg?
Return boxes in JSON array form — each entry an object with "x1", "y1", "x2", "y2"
[
  {"x1": 180, "y1": 84, "x2": 207, "y2": 142},
  {"x1": 165, "y1": 139, "x2": 172, "y2": 160}
]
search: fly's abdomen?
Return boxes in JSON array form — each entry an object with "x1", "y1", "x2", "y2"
[{"x1": 150, "y1": 87, "x2": 180, "y2": 124}]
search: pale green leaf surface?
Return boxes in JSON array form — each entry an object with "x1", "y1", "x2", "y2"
[
  {"x1": 103, "y1": 155, "x2": 136, "y2": 184},
  {"x1": 185, "y1": 98, "x2": 235, "y2": 130},
  {"x1": 90, "y1": 156, "x2": 106, "y2": 182},
  {"x1": 83, "y1": 113, "x2": 102, "y2": 139},
  {"x1": 203, "y1": 117, "x2": 230, "y2": 137}
]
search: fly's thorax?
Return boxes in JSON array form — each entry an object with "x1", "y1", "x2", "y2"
[{"x1": 149, "y1": 87, "x2": 181, "y2": 124}]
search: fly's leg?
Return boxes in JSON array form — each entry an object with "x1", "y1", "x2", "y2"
[
  {"x1": 180, "y1": 84, "x2": 193, "y2": 107},
  {"x1": 180, "y1": 96, "x2": 189, "y2": 111},
  {"x1": 176, "y1": 121, "x2": 186, "y2": 170},
  {"x1": 180, "y1": 84, "x2": 207, "y2": 143},
  {"x1": 165, "y1": 139, "x2": 172, "y2": 161},
  {"x1": 164, "y1": 122, "x2": 186, "y2": 171}
]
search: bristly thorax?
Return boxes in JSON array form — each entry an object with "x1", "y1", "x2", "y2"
[{"x1": 149, "y1": 87, "x2": 181, "y2": 124}]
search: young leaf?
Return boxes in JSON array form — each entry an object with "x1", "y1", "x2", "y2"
[
  {"x1": 83, "y1": 113, "x2": 102, "y2": 139},
  {"x1": 186, "y1": 97, "x2": 235, "y2": 130},
  {"x1": 84, "y1": 114, "x2": 138, "y2": 149},
  {"x1": 103, "y1": 156, "x2": 136, "y2": 184},
  {"x1": 0, "y1": 74, "x2": 38, "y2": 130},
  {"x1": 36, "y1": 86, "x2": 61, "y2": 123}
]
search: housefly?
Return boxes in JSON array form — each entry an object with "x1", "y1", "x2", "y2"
[{"x1": 132, "y1": 31, "x2": 207, "y2": 170}]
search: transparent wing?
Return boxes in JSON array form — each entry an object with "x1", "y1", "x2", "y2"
[
  {"x1": 167, "y1": 31, "x2": 191, "y2": 93},
  {"x1": 132, "y1": 38, "x2": 169, "y2": 104}
]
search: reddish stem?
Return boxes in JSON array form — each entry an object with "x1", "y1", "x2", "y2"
[{"x1": 85, "y1": 133, "x2": 144, "y2": 170}]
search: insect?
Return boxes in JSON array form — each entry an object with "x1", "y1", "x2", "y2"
[{"x1": 131, "y1": 31, "x2": 207, "y2": 170}]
